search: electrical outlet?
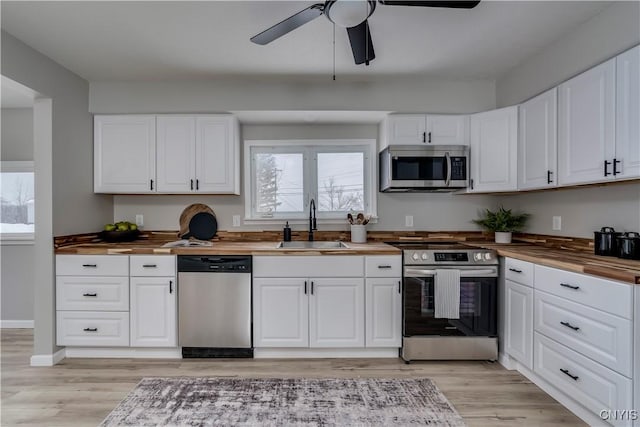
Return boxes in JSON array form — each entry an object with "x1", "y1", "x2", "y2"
[
  {"x1": 405, "y1": 215, "x2": 414, "y2": 227},
  {"x1": 552, "y1": 216, "x2": 562, "y2": 231},
  {"x1": 135, "y1": 214, "x2": 144, "y2": 228},
  {"x1": 232, "y1": 215, "x2": 241, "y2": 227}
]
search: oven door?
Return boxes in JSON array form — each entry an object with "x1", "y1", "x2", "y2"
[{"x1": 403, "y1": 267, "x2": 497, "y2": 337}]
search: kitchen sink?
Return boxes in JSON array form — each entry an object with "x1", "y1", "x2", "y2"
[{"x1": 276, "y1": 241, "x2": 350, "y2": 249}]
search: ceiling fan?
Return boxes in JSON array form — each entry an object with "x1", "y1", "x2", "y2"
[{"x1": 250, "y1": 1, "x2": 481, "y2": 66}]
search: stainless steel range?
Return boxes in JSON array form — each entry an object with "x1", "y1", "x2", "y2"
[{"x1": 388, "y1": 242, "x2": 499, "y2": 362}]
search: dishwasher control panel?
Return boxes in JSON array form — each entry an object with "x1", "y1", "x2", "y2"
[{"x1": 177, "y1": 255, "x2": 252, "y2": 273}]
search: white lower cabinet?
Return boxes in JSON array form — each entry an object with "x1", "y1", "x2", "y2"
[
  {"x1": 57, "y1": 311, "x2": 129, "y2": 347},
  {"x1": 365, "y1": 278, "x2": 402, "y2": 347},
  {"x1": 130, "y1": 277, "x2": 177, "y2": 347},
  {"x1": 505, "y1": 280, "x2": 533, "y2": 369}
]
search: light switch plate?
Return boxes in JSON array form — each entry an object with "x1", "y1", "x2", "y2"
[
  {"x1": 552, "y1": 216, "x2": 562, "y2": 231},
  {"x1": 405, "y1": 215, "x2": 414, "y2": 227},
  {"x1": 232, "y1": 215, "x2": 241, "y2": 227},
  {"x1": 135, "y1": 214, "x2": 144, "y2": 228}
]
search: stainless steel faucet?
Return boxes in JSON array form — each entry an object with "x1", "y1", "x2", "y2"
[{"x1": 308, "y1": 198, "x2": 317, "y2": 241}]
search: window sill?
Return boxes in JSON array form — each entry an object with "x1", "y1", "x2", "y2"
[
  {"x1": 0, "y1": 234, "x2": 35, "y2": 245},
  {"x1": 242, "y1": 217, "x2": 378, "y2": 226}
]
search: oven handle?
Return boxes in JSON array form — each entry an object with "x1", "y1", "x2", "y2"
[
  {"x1": 445, "y1": 152, "x2": 451, "y2": 187},
  {"x1": 404, "y1": 268, "x2": 498, "y2": 278}
]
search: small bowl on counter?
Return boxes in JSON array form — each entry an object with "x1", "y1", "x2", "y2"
[{"x1": 100, "y1": 229, "x2": 141, "y2": 243}]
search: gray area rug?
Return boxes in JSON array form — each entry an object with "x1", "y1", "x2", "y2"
[{"x1": 101, "y1": 377, "x2": 466, "y2": 426}]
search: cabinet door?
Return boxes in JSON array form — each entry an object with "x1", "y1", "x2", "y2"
[
  {"x1": 558, "y1": 59, "x2": 616, "y2": 185},
  {"x1": 426, "y1": 115, "x2": 468, "y2": 145},
  {"x1": 469, "y1": 106, "x2": 518, "y2": 192},
  {"x1": 309, "y1": 278, "x2": 364, "y2": 347},
  {"x1": 365, "y1": 278, "x2": 401, "y2": 348},
  {"x1": 518, "y1": 88, "x2": 558, "y2": 190},
  {"x1": 94, "y1": 115, "x2": 156, "y2": 193},
  {"x1": 130, "y1": 277, "x2": 176, "y2": 347},
  {"x1": 156, "y1": 116, "x2": 196, "y2": 193},
  {"x1": 615, "y1": 45, "x2": 640, "y2": 180},
  {"x1": 387, "y1": 114, "x2": 427, "y2": 145},
  {"x1": 195, "y1": 116, "x2": 239, "y2": 194},
  {"x1": 253, "y1": 278, "x2": 308, "y2": 347},
  {"x1": 505, "y1": 280, "x2": 533, "y2": 369}
]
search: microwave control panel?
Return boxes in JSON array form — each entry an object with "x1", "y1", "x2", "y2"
[{"x1": 450, "y1": 157, "x2": 467, "y2": 180}]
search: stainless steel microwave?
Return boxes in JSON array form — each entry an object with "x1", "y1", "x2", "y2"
[{"x1": 379, "y1": 145, "x2": 469, "y2": 192}]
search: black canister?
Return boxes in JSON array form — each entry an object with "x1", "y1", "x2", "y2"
[
  {"x1": 594, "y1": 227, "x2": 622, "y2": 256},
  {"x1": 617, "y1": 232, "x2": 640, "y2": 260}
]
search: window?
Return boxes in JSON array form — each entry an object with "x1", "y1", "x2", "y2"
[
  {"x1": 0, "y1": 161, "x2": 35, "y2": 242},
  {"x1": 245, "y1": 140, "x2": 376, "y2": 222}
]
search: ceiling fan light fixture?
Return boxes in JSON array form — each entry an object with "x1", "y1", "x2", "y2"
[{"x1": 324, "y1": 0, "x2": 376, "y2": 28}]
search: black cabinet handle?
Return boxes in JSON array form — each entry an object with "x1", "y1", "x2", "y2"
[
  {"x1": 470, "y1": 179, "x2": 474, "y2": 190},
  {"x1": 311, "y1": 281, "x2": 314, "y2": 295},
  {"x1": 560, "y1": 283, "x2": 580, "y2": 290},
  {"x1": 304, "y1": 281, "x2": 308, "y2": 294},
  {"x1": 422, "y1": 132, "x2": 426, "y2": 143},
  {"x1": 190, "y1": 179, "x2": 194, "y2": 190},
  {"x1": 169, "y1": 280, "x2": 173, "y2": 294},
  {"x1": 142, "y1": 264, "x2": 157, "y2": 268},
  {"x1": 428, "y1": 132, "x2": 432, "y2": 143},
  {"x1": 196, "y1": 179, "x2": 199, "y2": 190},
  {"x1": 398, "y1": 280, "x2": 402, "y2": 294},
  {"x1": 604, "y1": 160, "x2": 612, "y2": 177},
  {"x1": 83, "y1": 327, "x2": 98, "y2": 332},
  {"x1": 508, "y1": 268, "x2": 523, "y2": 273},
  {"x1": 150, "y1": 179, "x2": 154, "y2": 190},
  {"x1": 547, "y1": 170, "x2": 553, "y2": 184},
  {"x1": 613, "y1": 158, "x2": 621, "y2": 175},
  {"x1": 82, "y1": 293, "x2": 98, "y2": 297},
  {"x1": 560, "y1": 321, "x2": 580, "y2": 331},
  {"x1": 82, "y1": 264, "x2": 97, "y2": 268},
  {"x1": 560, "y1": 368, "x2": 579, "y2": 381},
  {"x1": 378, "y1": 265, "x2": 392, "y2": 269}
]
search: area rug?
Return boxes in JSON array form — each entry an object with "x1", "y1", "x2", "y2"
[{"x1": 100, "y1": 377, "x2": 466, "y2": 426}]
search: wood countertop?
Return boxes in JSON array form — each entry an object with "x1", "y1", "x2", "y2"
[{"x1": 464, "y1": 242, "x2": 640, "y2": 285}]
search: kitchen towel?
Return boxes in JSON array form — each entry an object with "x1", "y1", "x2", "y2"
[{"x1": 434, "y1": 269, "x2": 460, "y2": 319}]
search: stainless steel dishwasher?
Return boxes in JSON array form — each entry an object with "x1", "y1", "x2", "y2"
[{"x1": 178, "y1": 255, "x2": 252, "y2": 358}]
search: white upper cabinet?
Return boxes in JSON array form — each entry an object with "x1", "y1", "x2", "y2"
[
  {"x1": 94, "y1": 115, "x2": 156, "y2": 193},
  {"x1": 381, "y1": 114, "x2": 468, "y2": 148},
  {"x1": 156, "y1": 116, "x2": 196, "y2": 193},
  {"x1": 558, "y1": 59, "x2": 616, "y2": 186},
  {"x1": 518, "y1": 88, "x2": 558, "y2": 190},
  {"x1": 195, "y1": 116, "x2": 240, "y2": 194},
  {"x1": 615, "y1": 45, "x2": 640, "y2": 180},
  {"x1": 469, "y1": 106, "x2": 518, "y2": 192}
]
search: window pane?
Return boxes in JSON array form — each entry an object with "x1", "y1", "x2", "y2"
[
  {"x1": 255, "y1": 153, "x2": 304, "y2": 214},
  {"x1": 317, "y1": 152, "x2": 364, "y2": 212},
  {"x1": 0, "y1": 172, "x2": 35, "y2": 233}
]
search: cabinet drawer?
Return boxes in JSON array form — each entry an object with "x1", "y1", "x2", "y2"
[
  {"x1": 56, "y1": 277, "x2": 129, "y2": 311},
  {"x1": 56, "y1": 311, "x2": 129, "y2": 346},
  {"x1": 254, "y1": 256, "x2": 364, "y2": 278},
  {"x1": 535, "y1": 291, "x2": 632, "y2": 377},
  {"x1": 534, "y1": 333, "x2": 632, "y2": 423},
  {"x1": 504, "y1": 258, "x2": 533, "y2": 286},
  {"x1": 365, "y1": 256, "x2": 401, "y2": 277},
  {"x1": 535, "y1": 265, "x2": 632, "y2": 319},
  {"x1": 130, "y1": 255, "x2": 176, "y2": 277},
  {"x1": 56, "y1": 255, "x2": 129, "y2": 276}
]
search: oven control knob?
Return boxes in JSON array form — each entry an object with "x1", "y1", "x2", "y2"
[
  {"x1": 473, "y1": 252, "x2": 484, "y2": 262},
  {"x1": 483, "y1": 252, "x2": 493, "y2": 261},
  {"x1": 421, "y1": 252, "x2": 429, "y2": 260},
  {"x1": 411, "y1": 252, "x2": 419, "y2": 261}
]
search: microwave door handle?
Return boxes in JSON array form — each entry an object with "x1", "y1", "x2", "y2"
[{"x1": 445, "y1": 152, "x2": 451, "y2": 186}]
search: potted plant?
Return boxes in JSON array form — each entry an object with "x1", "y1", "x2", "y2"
[{"x1": 473, "y1": 207, "x2": 530, "y2": 244}]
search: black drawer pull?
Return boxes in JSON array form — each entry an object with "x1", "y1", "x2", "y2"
[
  {"x1": 560, "y1": 321, "x2": 580, "y2": 331},
  {"x1": 560, "y1": 283, "x2": 580, "y2": 290},
  {"x1": 83, "y1": 327, "x2": 98, "y2": 332},
  {"x1": 378, "y1": 265, "x2": 392, "y2": 269},
  {"x1": 311, "y1": 281, "x2": 314, "y2": 295},
  {"x1": 560, "y1": 368, "x2": 579, "y2": 381},
  {"x1": 82, "y1": 264, "x2": 97, "y2": 268},
  {"x1": 82, "y1": 293, "x2": 98, "y2": 297},
  {"x1": 508, "y1": 268, "x2": 522, "y2": 273},
  {"x1": 142, "y1": 264, "x2": 157, "y2": 268}
]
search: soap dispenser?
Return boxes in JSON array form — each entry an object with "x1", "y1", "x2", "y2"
[{"x1": 283, "y1": 221, "x2": 292, "y2": 242}]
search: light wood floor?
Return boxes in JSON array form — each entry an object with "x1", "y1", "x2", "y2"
[{"x1": 1, "y1": 329, "x2": 585, "y2": 426}]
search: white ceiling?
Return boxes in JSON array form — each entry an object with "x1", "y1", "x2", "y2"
[
  {"x1": 1, "y1": 1, "x2": 610, "y2": 82},
  {"x1": 1, "y1": 76, "x2": 35, "y2": 108}
]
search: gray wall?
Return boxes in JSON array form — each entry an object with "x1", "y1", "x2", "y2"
[
  {"x1": 1, "y1": 107, "x2": 35, "y2": 322},
  {"x1": 114, "y1": 124, "x2": 498, "y2": 232},
  {"x1": 2, "y1": 31, "x2": 114, "y2": 355},
  {"x1": 1, "y1": 108, "x2": 33, "y2": 160},
  {"x1": 496, "y1": 1, "x2": 640, "y2": 107}
]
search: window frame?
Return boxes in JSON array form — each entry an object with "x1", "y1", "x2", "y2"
[
  {"x1": 244, "y1": 139, "x2": 377, "y2": 224},
  {"x1": 0, "y1": 161, "x2": 35, "y2": 244}
]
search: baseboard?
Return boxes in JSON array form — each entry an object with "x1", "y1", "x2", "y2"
[
  {"x1": 1, "y1": 320, "x2": 34, "y2": 329},
  {"x1": 497, "y1": 352, "x2": 516, "y2": 370},
  {"x1": 30, "y1": 348, "x2": 66, "y2": 366},
  {"x1": 64, "y1": 347, "x2": 182, "y2": 359},
  {"x1": 254, "y1": 348, "x2": 399, "y2": 359}
]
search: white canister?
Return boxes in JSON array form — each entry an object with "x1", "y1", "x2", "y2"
[
  {"x1": 351, "y1": 225, "x2": 367, "y2": 243},
  {"x1": 494, "y1": 231, "x2": 512, "y2": 244}
]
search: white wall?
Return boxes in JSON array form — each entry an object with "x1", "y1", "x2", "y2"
[
  {"x1": 114, "y1": 123, "x2": 498, "y2": 232},
  {"x1": 1, "y1": 108, "x2": 35, "y2": 323}
]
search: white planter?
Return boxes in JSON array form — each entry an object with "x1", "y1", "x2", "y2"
[
  {"x1": 350, "y1": 225, "x2": 367, "y2": 243},
  {"x1": 494, "y1": 232, "x2": 512, "y2": 244}
]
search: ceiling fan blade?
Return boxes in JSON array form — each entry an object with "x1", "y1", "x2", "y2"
[
  {"x1": 250, "y1": 3, "x2": 325, "y2": 45},
  {"x1": 347, "y1": 20, "x2": 376, "y2": 65},
  {"x1": 379, "y1": 1, "x2": 480, "y2": 8}
]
